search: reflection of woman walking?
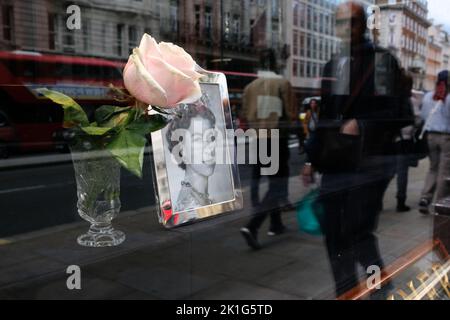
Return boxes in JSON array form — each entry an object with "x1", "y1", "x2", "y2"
[
  {"x1": 303, "y1": 99, "x2": 320, "y2": 160},
  {"x1": 303, "y1": 99, "x2": 320, "y2": 140}
]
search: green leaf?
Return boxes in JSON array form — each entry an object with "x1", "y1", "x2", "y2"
[
  {"x1": 36, "y1": 88, "x2": 80, "y2": 107},
  {"x1": 127, "y1": 114, "x2": 169, "y2": 135},
  {"x1": 81, "y1": 126, "x2": 112, "y2": 136},
  {"x1": 36, "y1": 88, "x2": 89, "y2": 127},
  {"x1": 95, "y1": 105, "x2": 132, "y2": 125},
  {"x1": 123, "y1": 108, "x2": 141, "y2": 127},
  {"x1": 103, "y1": 112, "x2": 130, "y2": 128},
  {"x1": 106, "y1": 129, "x2": 147, "y2": 178}
]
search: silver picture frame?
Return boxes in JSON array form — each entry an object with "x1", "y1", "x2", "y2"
[{"x1": 150, "y1": 69, "x2": 243, "y2": 228}]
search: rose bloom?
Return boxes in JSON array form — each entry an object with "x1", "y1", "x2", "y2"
[{"x1": 124, "y1": 34, "x2": 203, "y2": 108}]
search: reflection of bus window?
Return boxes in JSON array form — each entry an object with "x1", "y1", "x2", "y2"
[
  {"x1": 22, "y1": 61, "x2": 37, "y2": 78},
  {"x1": 90, "y1": 66, "x2": 101, "y2": 80},
  {"x1": 106, "y1": 67, "x2": 123, "y2": 80},
  {"x1": 93, "y1": 66, "x2": 121, "y2": 81},
  {"x1": 73, "y1": 64, "x2": 87, "y2": 78},
  {"x1": 38, "y1": 63, "x2": 55, "y2": 77},
  {"x1": 1, "y1": 58, "x2": 17, "y2": 75},
  {"x1": 102, "y1": 67, "x2": 111, "y2": 80},
  {"x1": 55, "y1": 63, "x2": 73, "y2": 78},
  {"x1": 0, "y1": 112, "x2": 9, "y2": 127}
]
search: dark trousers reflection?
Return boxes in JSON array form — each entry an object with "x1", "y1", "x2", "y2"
[
  {"x1": 318, "y1": 170, "x2": 386, "y2": 296},
  {"x1": 247, "y1": 138, "x2": 290, "y2": 232}
]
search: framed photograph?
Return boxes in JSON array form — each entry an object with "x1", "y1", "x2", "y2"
[{"x1": 151, "y1": 70, "x2": 243, "y2": 228}]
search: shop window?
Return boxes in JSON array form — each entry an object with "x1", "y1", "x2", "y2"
[{"x1": 2, "y1": 5, "x2": 14, "y2": 43}]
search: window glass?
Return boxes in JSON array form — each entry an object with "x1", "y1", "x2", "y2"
[{"x1": 0, "y1": 0, "x2": 448, "y2": 302}]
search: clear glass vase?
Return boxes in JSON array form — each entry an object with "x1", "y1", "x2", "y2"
[{"x1": 71, "y1": 147, "x2": 125, "y2": 247}]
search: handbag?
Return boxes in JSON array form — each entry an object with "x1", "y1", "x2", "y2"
[
  {"x1": 309, "y1": 124, "x2": 363, "y2": 173},
  {"x1": 296, "y1": 189, "x2": 323, "y2": 236}
]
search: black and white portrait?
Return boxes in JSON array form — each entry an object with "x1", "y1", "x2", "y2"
[{"x1": 159, "y1": 83, "x2": 236, "y2": 226}]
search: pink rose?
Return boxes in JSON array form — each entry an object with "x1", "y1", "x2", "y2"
[{"x1": 124, "y1": 34, "x2": 203, "y2": 108}]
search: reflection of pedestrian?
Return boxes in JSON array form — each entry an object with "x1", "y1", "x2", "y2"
[
  {"x1": 303, "y1": 99, "x2": 320, "y2": 140},
  {"x1": 303, "y1": 99, "x2": 320, "y2": 157},
  {"x1": 297, "y1": 119, "x2": 306, "y2": 155},
  {"x1": 303, "y1": 1, "x2": 408, "y2": 296},
  {"x1": 419, "y1": 70, "x2": 450, "y2": 214},
  {"x1": 240, "y1": 49, "x2": 295, "y2": 250},
  {"x1": 387, "y1": 71, "x2": 417, "y2": 212}
]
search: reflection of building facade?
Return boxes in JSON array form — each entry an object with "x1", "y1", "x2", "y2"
[
  {"x1": 286, "y1": 1, "x2": 376, "y2": 98},
  {"x1": 376, "y1": 0, "x2": 430, "y2": 90},
  {"x1": 425, "y1": 24, "x2": 443, "y2": 91},
  {"x1": 177, "y1": 0, "x2": 260, "y2": 72},
  {"x1": 287, "y1": 0, "x2": 340, "y2": 97},
  {"x1": 0, "y1": 0, "x2": 160, "y2": 60},
  {"x1": 0, "y1": 0, "x2": 271, "y2": 73},
  {"x1": 439, "y1": 28, "x2": 450, "y2": 72},
  {"x1": 424, "y1": 24, "x2": 450, "y2": 91}
]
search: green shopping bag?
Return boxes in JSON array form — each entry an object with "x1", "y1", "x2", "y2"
[{"x1": 296, "y1": 189, "x2": 323, "y2": 236}]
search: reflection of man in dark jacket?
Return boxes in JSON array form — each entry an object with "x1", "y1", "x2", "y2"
[{"x1": 303, "y1": 1, "x2": 411, "y2": 297}]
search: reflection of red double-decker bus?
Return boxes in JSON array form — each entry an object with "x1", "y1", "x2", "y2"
[
  {"x1": 0, "y1": 52, "x2": 259, "y2": 157},
  {"x1": 0, "y1": 50, "x2": 125, "y2": 156}
]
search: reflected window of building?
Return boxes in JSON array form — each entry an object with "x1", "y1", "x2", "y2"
[
  {"x1": 205, "y1": 6, "x2": 212, "y2": 38},
  {"x1": 170, "y1": 0, "x2": 178, "y2": 33},
  {"x1": 1, "y1": 4, "x2": 14, "y2": 43},
  {"x1": 116, "y1": 24, "x2": 124, "y2": 57},
  {"x1": 195, "y1": 4, "x2": 200, "y2": 38},
  {"x1": 82, "y1": 18, "x2": 91, "y2": 53},
  {"x1": 128, "y1": 25, "x2": 138, "y2": 54},
  {"x1": 47, "y1": 13, "x2": 58, "y2": 51}
]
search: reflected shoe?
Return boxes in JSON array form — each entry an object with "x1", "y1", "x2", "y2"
[
  {"x1": 419, "y1": 198, "x2": 430, "y2": 215},
  {"x1": 396, "y1": 200, "x2": 411, "y2": 213},
  {"x1": 396, "y1": 204, "x2": 411, "y2": 212},
  {"x1": 369, "y1": 280, "x2": 395, "y2": 300},
  {"x1": 240, "y1": 227, "x2": 261, "y2": 250},
  {"x1": 267, "y1": 225, "x2": 287, "y2": 236}
]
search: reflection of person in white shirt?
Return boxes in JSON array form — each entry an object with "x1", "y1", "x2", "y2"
[
  {"x1": 166, "y1": 100, "x2": 217, "y2": 222},
  {"x1": 418, "y1": 70, "x2": 450, "y2": 214},
  {"x1": 240, "y1": 49, "x2": 295, "y2": 250}
]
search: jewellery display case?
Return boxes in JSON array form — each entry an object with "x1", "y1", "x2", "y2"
[
  {"x1": 339, "y1": 239, "x2": 449, "y2": 300},
  {"x1": 340, "y1": 199, "x2": 450, "y2": 300}
]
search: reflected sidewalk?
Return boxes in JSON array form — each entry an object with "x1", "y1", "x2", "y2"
[{"x1": 0, "y1": 161, "x2": 436, "y2": 300}]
